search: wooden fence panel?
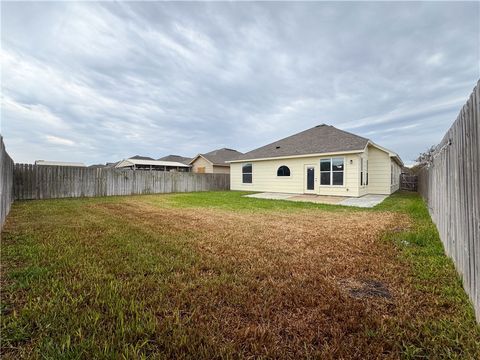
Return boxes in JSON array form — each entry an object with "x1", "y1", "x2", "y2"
[
  {"x1": 0, "y1": 136, "x2": 14, "y2": 230},
  {"x1": 418, "y1": 80, "x2": 480, "y2": 322},
  {"x1": 400, "y1": 174, "x2": 418, "y2": 191},
  {"x1": 13, "y1": 166, "x2": 230, "y2": 200}
]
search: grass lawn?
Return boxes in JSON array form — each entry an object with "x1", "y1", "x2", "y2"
[{"x1": 1, "y1": 191, "x2": 479, "y2": 359}]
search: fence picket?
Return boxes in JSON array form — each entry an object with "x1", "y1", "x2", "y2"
[{"x1": 418, "y1": 80, "x2": 480, "y2": 322}]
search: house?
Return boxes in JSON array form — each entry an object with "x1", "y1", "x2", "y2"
[
  {"x1": 189, "y1": 148, "x2": 243, "y2": 174},
  {"x1": 158, "y1": 155, "x2": 192, "y2": 165},
  {"x1": 115, "y1": 158, "x2": 191, "y2": 172},
  {"x1": 35, "y1": 160, "x2": 86, "y2": 167},
  {"x1": 228, "y1": 124, "x2": 403, "y2": 197}
]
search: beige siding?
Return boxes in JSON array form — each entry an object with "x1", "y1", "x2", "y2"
[
  {"x1": 367, "y1": 145, "x2": 395, "y2": 195},
  {"x1": 212, "y1": 165, "x2": 230, "y2": 174},
  {"x1": 390, "y1": 160, "x2": 401, "y2": 193},
  {"x1": 191, "y1": 156, "x2": 213, "y2": 173},
  {"x1": 231, "y1": 154, "x2": 363, "y2": 197}
]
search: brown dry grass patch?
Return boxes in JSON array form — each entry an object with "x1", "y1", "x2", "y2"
[{"x1": 91, "y1": 201, "x2": 413, "y2": 358}]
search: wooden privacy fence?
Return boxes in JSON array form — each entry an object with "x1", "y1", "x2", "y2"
[
  {"x1": 0, "y1": 136, "x2": 14, "y2": 229},
  {"x1": 400, "y1": 174, "x2": 418, "y2": 191},
  {"x1": 418, "y1": 80, "x2": 479, "y2": 322},
  {"x1": 14, "y1": 164, "x2": 230, "y2": 200}
]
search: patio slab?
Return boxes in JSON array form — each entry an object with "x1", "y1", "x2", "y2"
[
  {"x1": 244, "y1": 193, "x2": 388, "y2": 208},
  {"x1": 339, "y1": 195, "x2": 388, "y2": 208}
]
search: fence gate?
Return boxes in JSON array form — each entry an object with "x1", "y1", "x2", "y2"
[{"x1": 400, "y1": 174, "x2": 418, "y2": 191}]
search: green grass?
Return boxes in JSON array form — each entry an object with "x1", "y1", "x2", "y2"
[
  {"x1": 1, "y1": 191, "x2": 479, "y2": 359},
  {"x1": 375, "y1": 192, "x2": 480, "y2": 357}
]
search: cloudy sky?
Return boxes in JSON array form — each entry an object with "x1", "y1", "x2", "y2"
[{"x1": 1, "y1": 1, "x2": 479, "y2": 165}]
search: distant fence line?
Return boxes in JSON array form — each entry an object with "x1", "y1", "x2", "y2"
[
  {"x1": 418, "y1": 80, "x2": 479, "y2": 322},
  {"x1": 13, "y1": 164, "x2": 230, "y2": 200},
  {"x1": 400, "y1": 174, "x2": 418, "y2": 191},
  {"x1": 0, "y1": 136, "x2": 14, "y2": 229}
]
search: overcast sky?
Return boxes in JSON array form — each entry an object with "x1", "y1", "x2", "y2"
[{"x1": 1, "y1": 1, "x2": 479, "y2": 165}]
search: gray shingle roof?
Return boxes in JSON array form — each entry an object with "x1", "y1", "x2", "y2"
[
  {"x1": 196, "y1": 148, "x2": 243, "y2": 166},
  {"x1": 158, "y1": 155, "x2": 192, "y2": 165},
  {"x1": 234, "y1": 124, "x2": 370, "y2": 161},
  {"x1": 130, "y1": 155, "x2": 154, "y2": 160}
]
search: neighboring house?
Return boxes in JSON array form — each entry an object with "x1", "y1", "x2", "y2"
[
  {"x1": 228, "y1": 124, "x2": 403, "y2": 197},
  {"x1": 158, "y1": 155, "x2": 192, "y2": 165},
  {"x1": 189, "y1": 148, "x2": 243, "y2": 174},
  {"x1": 115, "y1": 158, "x2": 191, "y2": 172},
  {"x1": 35, "y1": 160, "x2": 86, "y2": 167}
]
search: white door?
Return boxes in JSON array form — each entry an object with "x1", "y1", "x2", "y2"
[{"x1": 304, "y1": 165, "x2": 316, "y2": 194}]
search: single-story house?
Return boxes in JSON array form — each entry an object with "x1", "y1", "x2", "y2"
[
  {"x1": 228, "y1": 124, "x2": 403, "y2": 197},
  {"x1": 115, "y1": 158, "x2": 191, "y2": 172},
  {"x1": 158, "y1": 155, "x2": 192, "y2": 165},
  {"x1": 189, "y1": 148, "x2": 243, "y2": 174}
]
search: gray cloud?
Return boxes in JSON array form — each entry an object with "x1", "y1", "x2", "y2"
[{"x1": 1, "y1": 1, "x2": 479, "y2": 165}]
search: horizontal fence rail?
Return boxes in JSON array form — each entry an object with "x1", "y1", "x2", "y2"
[
  {"x1": 13, "y1": 165, "x2": 230, "y2": 200},
  {"x1": 0, "y1": 136, "x2": 14, "y2": 229},
  {"x1": 418, "y1": 80, "x2": 479, "y2": 322}
]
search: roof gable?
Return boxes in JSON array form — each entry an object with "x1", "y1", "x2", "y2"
[
  {"x1": 234, "y1": 124, "x2": 369, "y2": 161},
  {"x1": 191, "y1": 148, "x2": 243, "y2": 166}
]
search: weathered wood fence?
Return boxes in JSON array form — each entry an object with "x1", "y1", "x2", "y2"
[
  {"x1": 418, "y1": 80, "x2": 479, "y2": 322},
  {"x1": 400, "y1": 174, "x2": 418, "y2": 191},
  {"x1": 0, "y1": 136, "x2": 14, "y2": 229},
  {"x1": 13, "y1": 164, "x2": 230, "y2": 200}
]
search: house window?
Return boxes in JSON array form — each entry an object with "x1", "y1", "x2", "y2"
[
  {"x1": 366, "y1": 160, "x2": 368, "y2": 185},
  {"x1": 360, "y1": 158, "x2": 363, "y2": 186},
  {"x1": 242, "y1": 163, "x2": 252, "y2": 183},
  {"x1": 320, "y1": 157, "x2": 344, "y2": 186},
  {"x1": 277, "y1": 165, "x2": 290, "y2": 176},
  {"x1": 360, "y1": 158, "x2": 368, "y2": 186}
]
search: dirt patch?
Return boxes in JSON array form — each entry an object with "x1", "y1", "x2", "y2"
[{"x1": 339, "y1": 278, "x2": 393, "y2": 300}]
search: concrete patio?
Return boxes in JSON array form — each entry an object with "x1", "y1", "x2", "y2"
[{"x1": 244, "y1": 192, "x2": 388, "y2": 208}]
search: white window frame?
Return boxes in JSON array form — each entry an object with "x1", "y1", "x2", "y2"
[
  {"x1": 360, "y1": 157, "x2": 368, "y2": 186},
  {"x1": 242, "y1": 163, "x2": 253, "y2": 184},
  {"x1": 360, "y1": 157, "x2": 364, "y2": 186},
  {"x1": 366, "y1": 160, "x2": 368, "y2": 186},
  {"x1": 320, "y1": 157, "x2": 345, "y2": 187},
  {"x1": 276, "y1": 165, "x2": 291, "y2": 177}
]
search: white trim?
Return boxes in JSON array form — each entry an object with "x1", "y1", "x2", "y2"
[
  {"x1": 241, "y1": 162, "x2": 253, "y2": 185},
  {"x1": 227, "y1": 149, "x2": 364, "y2": 163},
  {"x1": 304, "y1": 164, "x2": 317, "y2": 194},
  {"x1": 319, "y1": 157, "x2": 345, "y2": 187},
  {"x1": 276, "y1": 165, "x2": 292, "y2": 177}
]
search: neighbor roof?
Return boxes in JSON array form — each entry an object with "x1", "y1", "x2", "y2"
[
  {"x1": 231, "y1": 125, "x2": 370, "y2": 161},
  {"x1": 115, "y1": 159, "x2": 190, "y2": 168},
  {"x1": 130, "y1": 155, "x2": 155, "y2": 160},
  {"x1": 158, "y1": 155, "x2": 192, "y2": 165},
  {"x1": 190, "y1": 148, "x2": 243, "y2": 166}
]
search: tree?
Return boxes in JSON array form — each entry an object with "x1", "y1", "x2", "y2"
[{"x1": 415, "y1": 145, "x2": 436, "y2": 165}]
